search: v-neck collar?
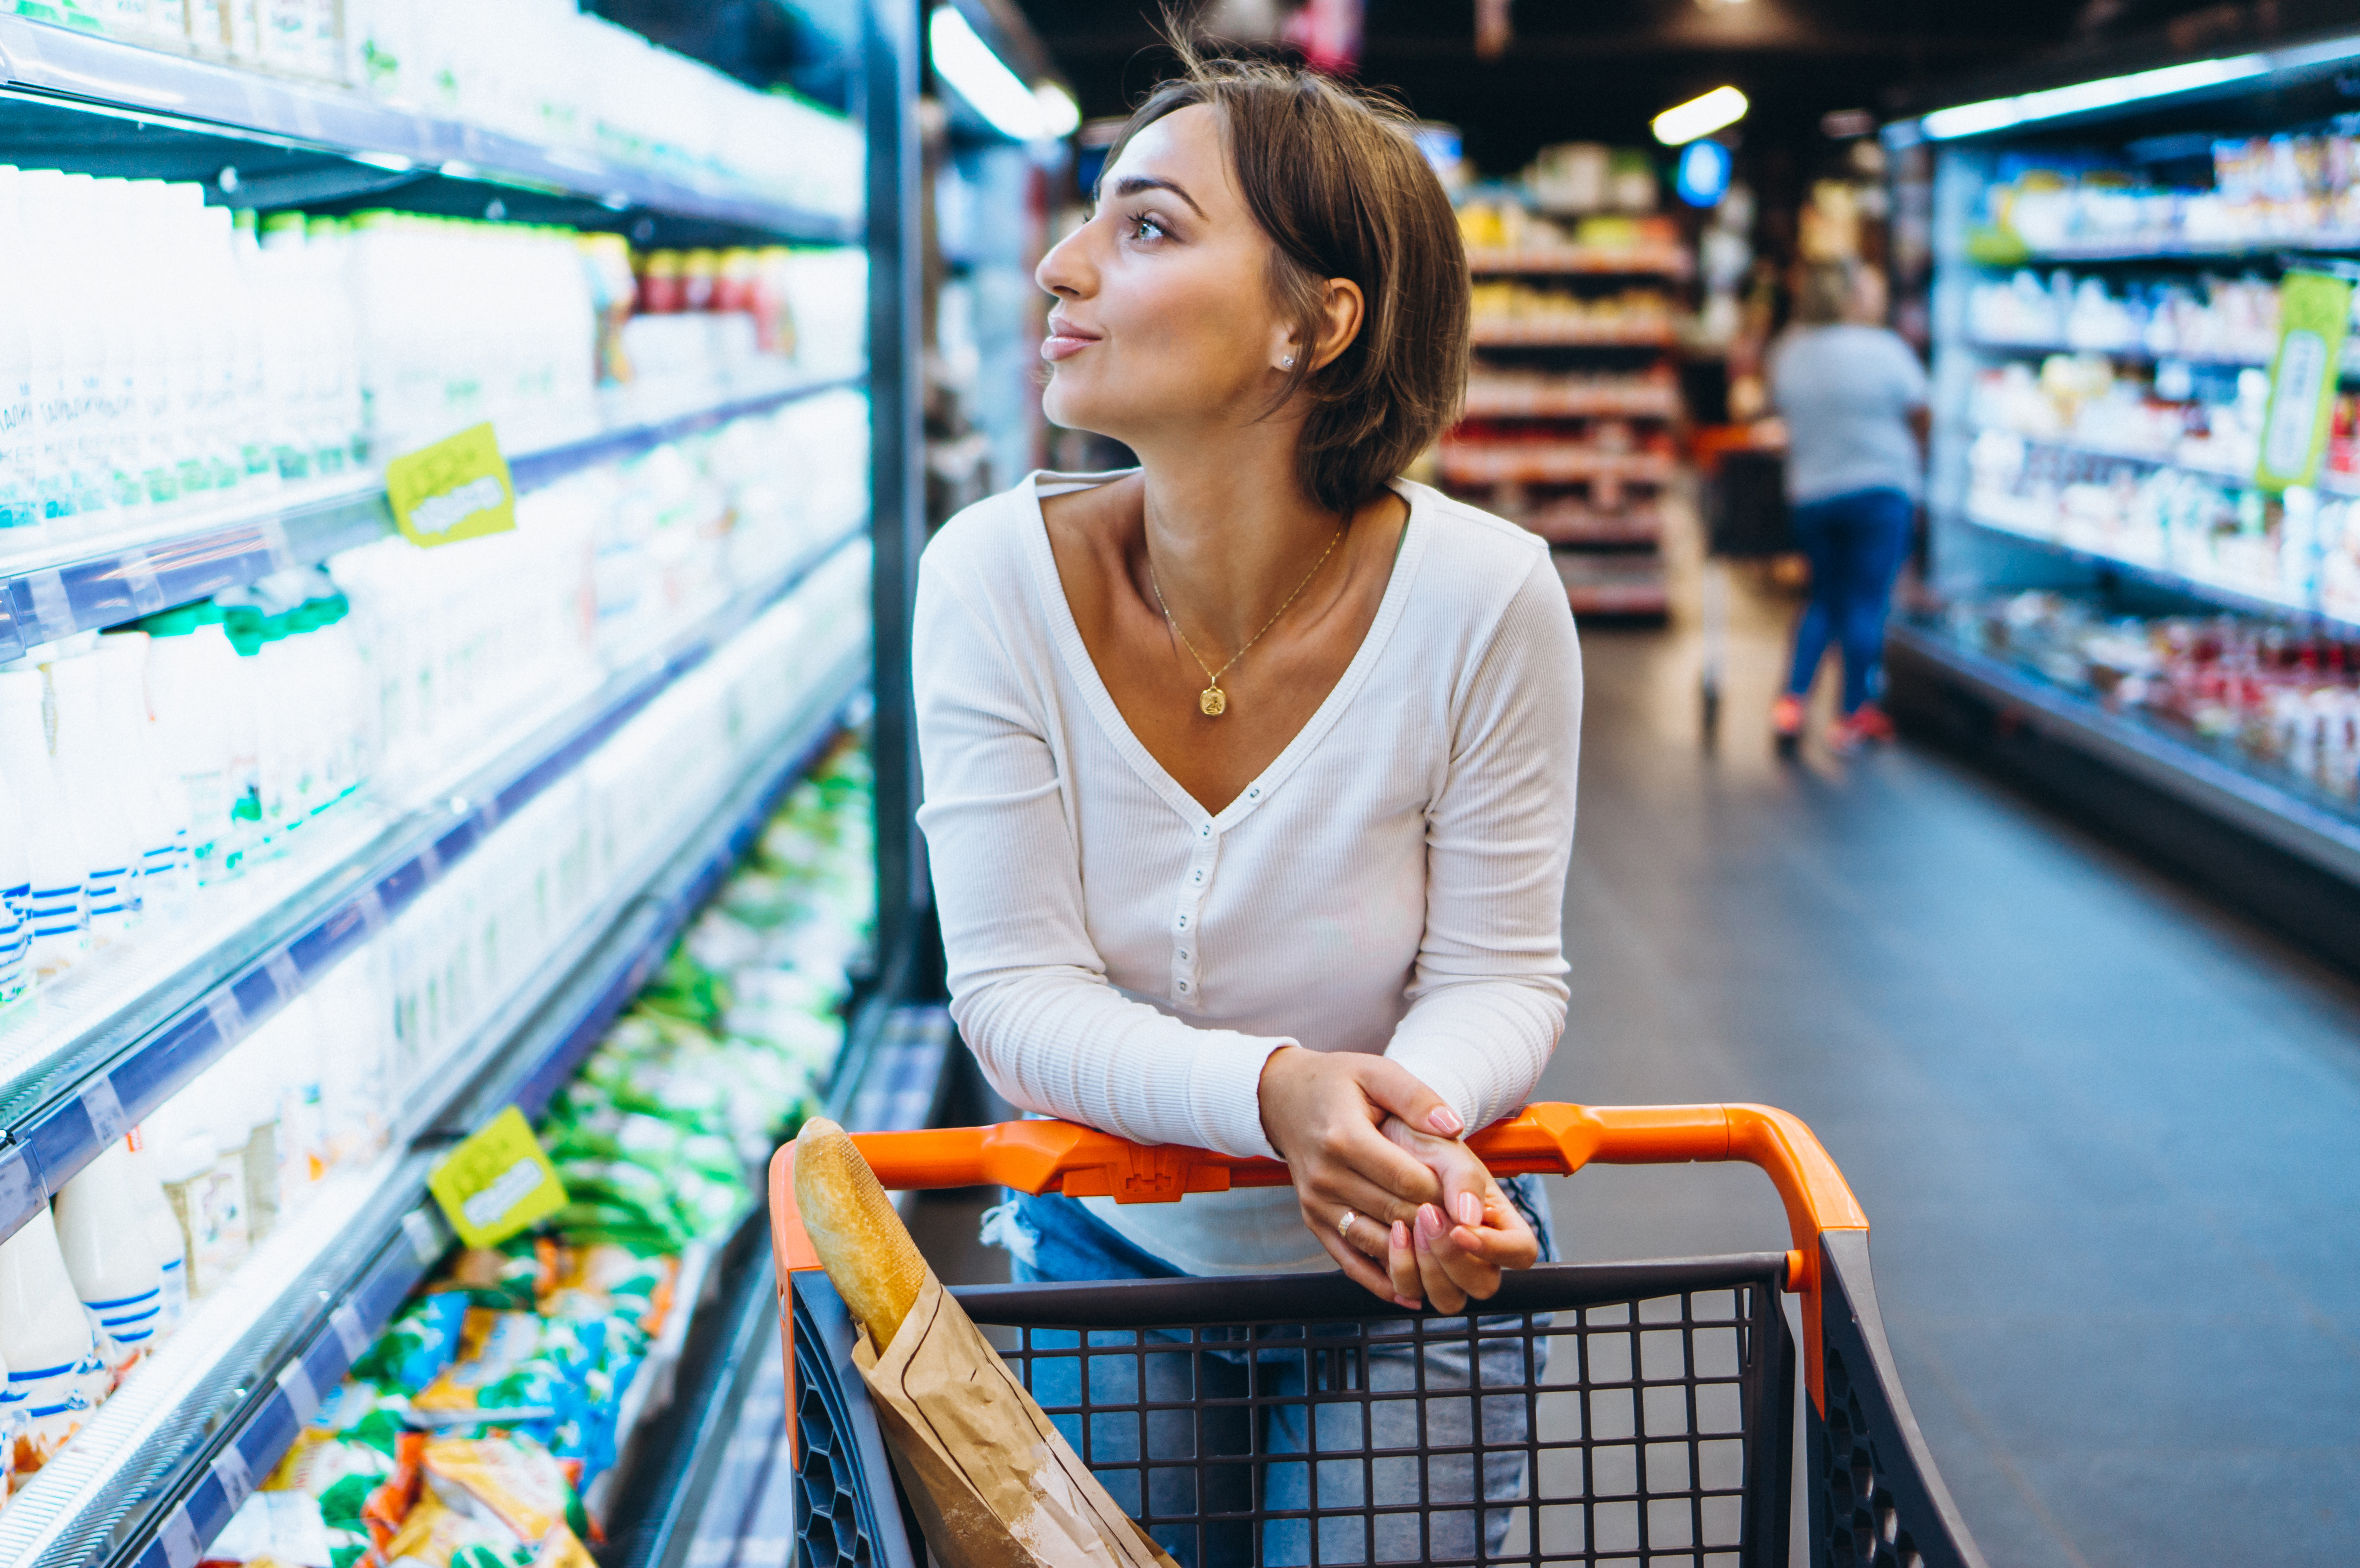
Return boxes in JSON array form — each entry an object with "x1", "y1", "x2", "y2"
[{"x1": 1021, "y1": 468, "x2": 1429, "y2": 830}]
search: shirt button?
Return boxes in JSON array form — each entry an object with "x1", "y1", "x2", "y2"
[
  {"x1": 1247, "y1": 786, "x2": 1260, "y2": 799},
  {"x1": 1176, "y1": 979, "x2": 1190, "y2": 993},
  {"x1": 1191, "y1": 870, "x2": 1205, "y2": 885},
  {"x1": 1177, "y1": 948, "x2": 1190, "y2": 961},
  {"x1": 1176, "y1": 913, "x2": 1189, "y2": 930},
  {"x1": 1199, "y1": 824, "x2": 1212, "y2": 839}
]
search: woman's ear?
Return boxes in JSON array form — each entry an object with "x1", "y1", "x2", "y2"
[{"x1": 1309, "y1": 277, "x2": 1366, "y2": 372}]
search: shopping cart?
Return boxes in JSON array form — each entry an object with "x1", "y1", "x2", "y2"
[
  {"x1": 767, "y1": 1103, "x2": 1985, "y2": 1568},
  {"x1": 1691, "y1": 426, "x2": 1793, "y2": 746}
]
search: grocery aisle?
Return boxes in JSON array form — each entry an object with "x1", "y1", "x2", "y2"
[{"x1": 1541, "y1": 519, "x2": 2360, "y2": 1566}]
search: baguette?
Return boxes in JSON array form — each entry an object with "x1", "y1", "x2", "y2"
[{"x1": 793, "y1": 1116, "x2": 928, "y2": 1347}]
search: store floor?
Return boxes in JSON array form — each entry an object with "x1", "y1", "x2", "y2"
[
  {"x1": 895, "y1": 520, "x2": 2360, "y2": 1566},
  {"x1": 1541, "y1": 531, "x2": 2360, "y2": 1566}
]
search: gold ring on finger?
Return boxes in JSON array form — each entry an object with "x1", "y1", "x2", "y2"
[{"x1": 1337, "y1": 1209, "x2": 1357, "y2": 1240}]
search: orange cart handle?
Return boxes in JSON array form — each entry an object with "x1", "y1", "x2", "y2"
[
  {"x1": 771, "y1": 1101, "x2": 1864, "y2": 1284},
  {"x1": 769, "y1": 1102, "x2": 1871, "y2": 1428}
]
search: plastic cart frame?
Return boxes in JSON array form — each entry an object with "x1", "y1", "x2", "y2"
[{"x1": 768, "y1": 1103, "x2": 1987, "y2": 1568}]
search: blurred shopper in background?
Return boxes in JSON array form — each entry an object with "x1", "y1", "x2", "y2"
[{"x1": 1767, "y1": 260, "x2": 1929, "y2": 752}]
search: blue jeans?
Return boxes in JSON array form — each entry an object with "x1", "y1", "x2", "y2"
[
  {"x1": 980, "y1": 1179, "x2": 1559, "y2": 1568},
  {"x1": 1785, "y1": 486, "x2": 1914, "y2": 714}
]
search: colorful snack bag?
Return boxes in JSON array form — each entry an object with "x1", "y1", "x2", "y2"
[
  {"x1": 422, "y1": 1435, "x2": 590, "y2": 1544},
  {"x1": 354, "y1": 1296, "x2": 472, "y2": 1394}
]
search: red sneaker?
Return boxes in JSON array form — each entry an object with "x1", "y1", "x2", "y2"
[
  {"x1": 1846, "y1": 703, "x2": 1897, "y2": 743},
  {"x1": 1771, "y1": 694, "x2": 1805, "y2": 740}
]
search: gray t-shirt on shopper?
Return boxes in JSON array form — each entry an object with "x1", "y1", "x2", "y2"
[{"x1": 1767, "y1": 324, "x2": 1928, "y2": 505}]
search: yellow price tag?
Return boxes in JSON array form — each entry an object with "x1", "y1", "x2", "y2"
[
  {"x1": 2257, "y1": 270, "x2": 2354, "y2": 493},
  {"x1": 385, "y1": 422, "x2": 518, "y2": 548},
  {"x1": 426, "y1": 1106, "x2": 568, "y2": 1248}
]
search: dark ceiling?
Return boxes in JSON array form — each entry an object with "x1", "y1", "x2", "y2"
[{"x1": 1009, "y1": 0, "x2": 2358, "y2": 173}]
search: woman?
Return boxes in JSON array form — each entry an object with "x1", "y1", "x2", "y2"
[
  {"x1": 1767, "y1": 260, "x2": 1929, "y2": 752},
  {"x1": 911, "y1": 47, "x2": 1580, "y2": 1566}
]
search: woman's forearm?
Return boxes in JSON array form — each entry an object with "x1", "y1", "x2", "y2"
[{"x1": 952, "y1": 968, "x2": 1296, "y2": 1158}]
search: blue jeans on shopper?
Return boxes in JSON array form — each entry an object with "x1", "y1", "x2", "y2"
[
  {"x1": 1785, "y1": 485, "x2": 1914, "y2": 714},
  {"x1": 980, "y1": 1179, "x2": 1558, "y2": 1568}
]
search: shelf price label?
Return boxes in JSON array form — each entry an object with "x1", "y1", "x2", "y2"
[
  {"x1": 2257, "y1": 270, "x2": 2353, "y2": 492},
  {"x1": 426, "y1": 1106, "x2": 567, "y2": 1248},
  {"x1": 386, "y1": 423, "x2": 517, "y2": 549}
]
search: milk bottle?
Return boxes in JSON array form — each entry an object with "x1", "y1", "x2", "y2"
[
  {"x1": 0, "y1": 1206, "x2": 108, "y2": 1479},
  {"x1": 0, "y1": 668, "x2": 87, "y2": 976},
  {"x1": 54, "y1": 1143, "x2": 167, "y2": 1386}
]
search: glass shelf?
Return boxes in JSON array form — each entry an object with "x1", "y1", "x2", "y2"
[{"x1": 0, "y1": 372, "x2": 863, "y2": 664}]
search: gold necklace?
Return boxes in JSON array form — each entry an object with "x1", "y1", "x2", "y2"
[{"x1": 1148, "y1": 523, "x2": 1346, "y2": 717}]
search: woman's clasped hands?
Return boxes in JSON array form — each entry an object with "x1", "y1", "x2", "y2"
[{"x1": 1257, "y1": 1045, "x2": 1539, "y2": 1313}]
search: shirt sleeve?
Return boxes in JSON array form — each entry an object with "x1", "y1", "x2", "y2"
[
  {"x1": 912, "y1": 543, "x2": 1296, "y2": 1159},
  {"x1": 1382, "y1": 549, "x2": 1581, "y2": 1134}
]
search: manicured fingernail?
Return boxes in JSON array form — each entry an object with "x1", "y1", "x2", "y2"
[
  {"x1": 1417, "y1": 1204, "x2": 1443, "y2": 1240},
  {"x1": 1428, "y1": 1106, "x2": 1464, "y2": 1135},
  {"x1": 1391, "y1": 1221, "x2": 1410, "y2": 1249},
  {"x1": 1456, "y1": 1192, "x2": 1481, "y2": 1228}
]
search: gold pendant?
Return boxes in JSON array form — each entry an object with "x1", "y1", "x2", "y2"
[{"x1": 1200, "y1": 687, "x2": 1227, "y2": 716}]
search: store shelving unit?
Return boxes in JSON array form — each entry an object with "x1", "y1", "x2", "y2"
[
  {"x1": 1443, "y1": 241, "x2": 1687, "y2": 616},
  {"x1": 1886, "y1": 22, "x2": 2360, "y2": 920},
  {"x1": 0, "y1": 2, "x2": 929, "y2": 1566}
]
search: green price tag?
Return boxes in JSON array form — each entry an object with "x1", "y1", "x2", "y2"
[
  {"x1": 2257, "y1": 270, "x2": 2354, "y2": 493},
  {"x1": 426, "y1": 1106, "x2": 568, "y2": 1248},
  {"x1": 385, "y1": 422, "x2": 518, "y2": 548}
]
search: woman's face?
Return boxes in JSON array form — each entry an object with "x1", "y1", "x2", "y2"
[{"x1": 1035, "y1": 104, "x2": 1296, "y2": 444}]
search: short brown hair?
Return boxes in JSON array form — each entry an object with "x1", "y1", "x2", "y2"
[
  {"x1": 1794, "y1": 260, "x2": 1855, "y2": 325},
  {"x1": 1103, "y1": 46, "x2": 1468, "y2": 515}
]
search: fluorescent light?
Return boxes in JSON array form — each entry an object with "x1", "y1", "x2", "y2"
[
  {"x1": 1033, "y1": 82, "x2": 1081, "y2": 139},
  {"x1": 1920, "y1": 53, "x2": 2268, "y2": 140},
  {"x1": 1652, "y1": 86, "x2": 1748, "y2": 147},
  {"x1": 929, "y1": 6, "x2": 1069, "y2": 142}
]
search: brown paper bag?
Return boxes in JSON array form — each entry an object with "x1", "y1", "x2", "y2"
[{"x1": 849, "y1": 1270, "x2": 1181, "y2": 1568}]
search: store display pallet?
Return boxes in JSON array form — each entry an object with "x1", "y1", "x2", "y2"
[
  {"x1": 0, "y1": 374, "x2": 861, "y2": 664},
  {"x1": 0, "y1": 17, "x2": 860, "y2": 241},
  {"x1": 48, "y1": 653, "x2": 875, "y2": 1568},
  {"x1": 1886, "y1": 622, "x2": 2360, "y2": 888}
]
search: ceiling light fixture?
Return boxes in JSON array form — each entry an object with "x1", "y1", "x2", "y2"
[
  {"x1": 1920, "y1": 55, "x2": 2267, "y2": 139},
  {"x1": 1652, "y1": 85, "x2": 1748, "y2": 146},
  {"x1": 1033, "y1": 82, "x2": 1081, "y2": 139},
  {"x1": 928, "y1": 6, "x2": 1071, "y2": 142},
  {"x1": 1910, "y1": 32, "x2": 2360, "y2": 142}
]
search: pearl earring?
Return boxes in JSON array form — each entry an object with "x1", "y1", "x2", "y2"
[{"x1": 1281, "y1": 354, "x2": 1297, "y2": 370}]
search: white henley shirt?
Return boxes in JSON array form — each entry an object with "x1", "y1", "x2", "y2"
[{"x1": 912, "y1": 471, "x2": 1582, "y2": 1274}]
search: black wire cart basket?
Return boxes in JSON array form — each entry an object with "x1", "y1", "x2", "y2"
[{"x1": 768, "y1": 1102, "x2": 1987, "y2": 1568}]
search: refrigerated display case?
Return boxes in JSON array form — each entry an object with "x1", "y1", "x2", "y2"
[
  {"x1": 0, "y1": 4, "x2": 935, "y2": 1565},
  {"x1": 1884, "y1": 27, "x2": 2360, "y2": 949}
]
